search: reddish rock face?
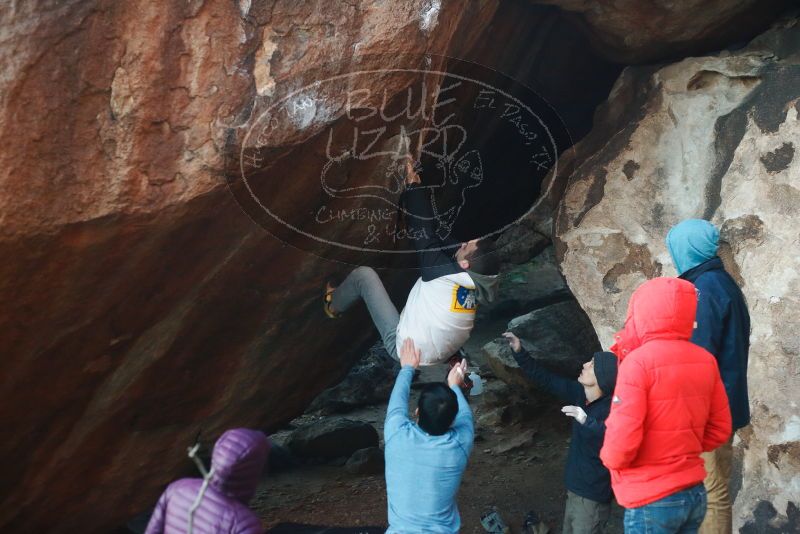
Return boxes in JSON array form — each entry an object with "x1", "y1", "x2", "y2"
[{"x1": 0, "y1": 1, "x2": 499, "y2": 531}]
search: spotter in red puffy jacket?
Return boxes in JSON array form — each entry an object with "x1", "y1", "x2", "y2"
[{"x1": 600, "y1": 277, "x2": 731, "y2": 509}]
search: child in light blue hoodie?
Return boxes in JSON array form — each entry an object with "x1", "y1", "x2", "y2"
[{"x1": 384, "y1": 338, "x2": 474, "y2": 533}]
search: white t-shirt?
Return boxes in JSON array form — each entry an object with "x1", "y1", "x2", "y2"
[{"x1": 395, "y1": 271, "x2": 477, "y2": 365}]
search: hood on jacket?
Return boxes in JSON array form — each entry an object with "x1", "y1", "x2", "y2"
[
  {"x1": 466, "y1": 269, "x2": 498, "y2": 306},
  {"x1": 610, "y1": 277, "x2": 698, "y2": 361},
  {"x1": 209, "y1": 428, "x2": 270, "y2": 504},
  {"x1": 666, "y1": 219, "x2": 719, "y2": 275}
]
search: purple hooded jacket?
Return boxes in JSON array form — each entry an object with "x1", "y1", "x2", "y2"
[{"x1": 145, "y1": 428, "x2": 270, "y2": 534}]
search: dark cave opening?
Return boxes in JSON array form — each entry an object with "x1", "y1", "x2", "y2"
[
  {"x1": 439, "y1": 1, "x2": 624, "y2": 243},
  {"x1": 224, "y1": 2, "x2": 625, "y2": 268}
]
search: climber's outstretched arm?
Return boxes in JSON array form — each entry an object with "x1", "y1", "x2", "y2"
[{"x1": 402, "y1": 161, "x2": 462, "y2": 281}]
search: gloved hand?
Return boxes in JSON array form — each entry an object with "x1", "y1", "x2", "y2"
[{"x1": 561, "y1": 405, "x2": 587, "y2": 425}]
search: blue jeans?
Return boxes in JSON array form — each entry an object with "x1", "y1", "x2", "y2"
[{"x1": 624, "y1": 484, "x2": 707, "y2": 534}]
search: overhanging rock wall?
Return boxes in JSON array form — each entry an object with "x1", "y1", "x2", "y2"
[{"x1": 0, "y1": 1, "x2": 498, "y2": 531}]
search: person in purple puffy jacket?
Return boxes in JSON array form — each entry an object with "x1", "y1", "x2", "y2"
[{"x1": 145, "y1": 428, "x2": 270, "y2": 534}]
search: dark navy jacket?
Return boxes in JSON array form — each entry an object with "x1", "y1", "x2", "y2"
[
  {"x1": 403, "y1": 184, "x2": 462, "y2": 281},
  {"x1": 513, "y1": 350, "x2": 613, "y2": 503},
  {"x1": 681, "y1": 257, "x2": 751, "y2": 430}
]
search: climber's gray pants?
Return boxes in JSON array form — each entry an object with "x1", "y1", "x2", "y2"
[{"x1": 331, "y1": 266, "x2": 399, "y2": 360}]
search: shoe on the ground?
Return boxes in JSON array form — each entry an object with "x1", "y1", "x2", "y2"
[
  {"x1": 480, "y1": 506, "x2": 509, "y2": 533},
  {"x1": 522, "y1": 510, "x2": 550, "y2": 534}
]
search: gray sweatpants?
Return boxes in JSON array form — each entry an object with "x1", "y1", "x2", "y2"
[
  {"x1": 331, "y1": 266, "x2": 400, "y2": 360},
  {"x1": 563, "y1": 491, "x2": 611, "y2": 534}
]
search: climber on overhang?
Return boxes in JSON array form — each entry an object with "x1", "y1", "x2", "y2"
[{"x1": 323, "y1": 158, "x2": 500, "y2": 366}]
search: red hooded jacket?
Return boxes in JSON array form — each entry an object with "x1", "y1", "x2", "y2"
[{"x1": 600, "y1": 277, "x2": 731, "y2": 508}]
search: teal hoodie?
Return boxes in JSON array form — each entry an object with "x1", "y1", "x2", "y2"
[{"x1": 666, "y1": 219, "x2": 719, "y2": 275}]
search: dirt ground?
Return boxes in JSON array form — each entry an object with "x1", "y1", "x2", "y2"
[{"x1": 252, "y1": 321, "x2": 625, "y2": 533}]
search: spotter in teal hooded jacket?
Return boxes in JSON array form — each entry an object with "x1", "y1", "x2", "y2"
[{"x1": 666, "y1": 219, "x2": 751, "y2": 430}]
